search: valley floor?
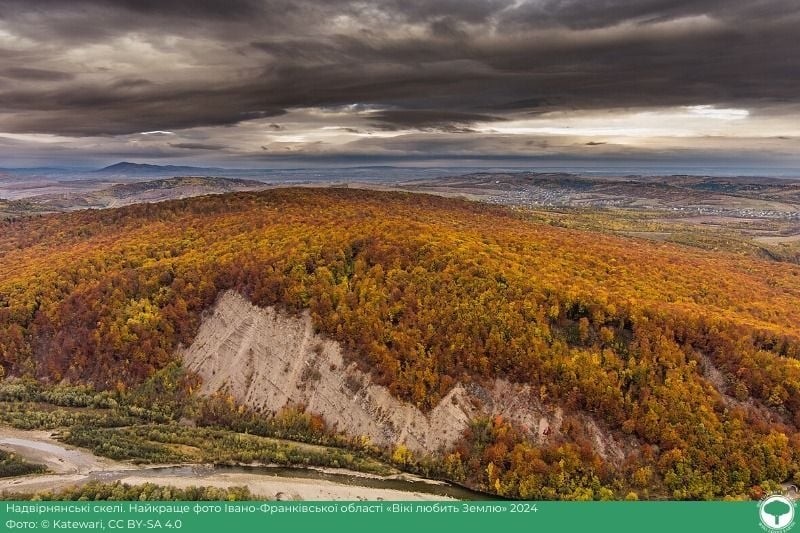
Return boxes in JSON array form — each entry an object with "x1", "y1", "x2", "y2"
[{"x1": 0, "y1": 427, "x2": 456, "y2": 501}]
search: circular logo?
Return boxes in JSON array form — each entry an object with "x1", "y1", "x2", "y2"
[{"x1": 760, "y1": 495, "x2": 796, "y2": 531}]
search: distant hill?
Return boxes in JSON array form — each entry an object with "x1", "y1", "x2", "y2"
[
  {"x1": 102, "y1": 176, "x2": 265, "y2": 196},
  {"x1": 24, "y1": 176, "x2": 269, "y2": 210},
  {"x1": 95, "y1": 162, "x2": 223, "y2": 176}
]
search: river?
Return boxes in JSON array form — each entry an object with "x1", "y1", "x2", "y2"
[{"x1": 0, "y1": 428, "x2": 491, "y2": 501}]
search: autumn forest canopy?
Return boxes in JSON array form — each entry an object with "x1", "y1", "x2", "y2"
[{"x1": 1, "y1": 188, "x2": 800, "y2": 499}]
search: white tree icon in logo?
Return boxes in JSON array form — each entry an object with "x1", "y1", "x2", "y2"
[{"x1": 760, "y1": 495, "x2": 795, "y2": 530}]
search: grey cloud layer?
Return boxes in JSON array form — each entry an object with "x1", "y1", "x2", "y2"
[{"x1": 0, "y1": 0, "x2": 798, "y2": 159}]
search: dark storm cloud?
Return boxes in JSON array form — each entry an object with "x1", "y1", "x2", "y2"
[
  {"x1": 1, "y1": 67, "x2": 74, "y2": 81},
  {"x1": 169, "y1": 142, "x2": 227, "y2": 150},
  {"x1": 0, "y1": 81, "x2": 286, "y2": 135},
  {"x1": 497, "y1": 0, "x2": 800, "y2": 30},
  {"x1": 381, "y1": 0, "x2": 514, "y2": 24},
  {"x1": 0, "y1": 0, "x2": 346, "y2": 42},
  {"x1": 110, "y1": 78, "x2": 156, "y2": 90},
  {"x1": 369, "y1": 110, "x2": 504, "y2": 131},
  {"x1": 0, "y1": 0, "x2": 798, "y2": 139},
  {"x1": 0, "y1": 0, "x2": 265, "y2": 17}
]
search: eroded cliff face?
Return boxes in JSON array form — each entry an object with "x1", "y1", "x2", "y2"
[{"x1": 181, "y1": 290, "x2": 631, "y2": 461}]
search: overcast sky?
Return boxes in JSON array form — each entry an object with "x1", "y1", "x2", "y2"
[{"x1": 1, "y1": 0, "x2": 799, "y2": 170}]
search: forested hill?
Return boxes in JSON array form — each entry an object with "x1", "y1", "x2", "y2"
[{"x1": 2, "y1": 187, "x2": 800, "y2": 498}]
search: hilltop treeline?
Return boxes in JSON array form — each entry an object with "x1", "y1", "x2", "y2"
[{"x1": 2, "y1": 188, "x2": 800, "y2": 498}]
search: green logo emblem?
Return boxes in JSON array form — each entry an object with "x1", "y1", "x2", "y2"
[{"x1": 760, "y1": 495, "x2": 796, "y2": 532}]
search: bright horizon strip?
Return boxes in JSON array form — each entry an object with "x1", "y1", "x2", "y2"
[{"x1": 475, "y1": 105, "x2": 753, "y2": 139}]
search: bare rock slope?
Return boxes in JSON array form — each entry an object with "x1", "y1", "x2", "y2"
[{"x1": 182, "y1": 291, "x2": 630, "y2": 460}]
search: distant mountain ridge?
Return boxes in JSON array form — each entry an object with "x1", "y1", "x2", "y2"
[{"x1": 95, "y1": 162, "x2": 223, "y2": 175}]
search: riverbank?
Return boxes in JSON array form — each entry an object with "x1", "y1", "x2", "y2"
[{"x1": 0, "y1": 427, "x2": 459, "y2": 500}]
